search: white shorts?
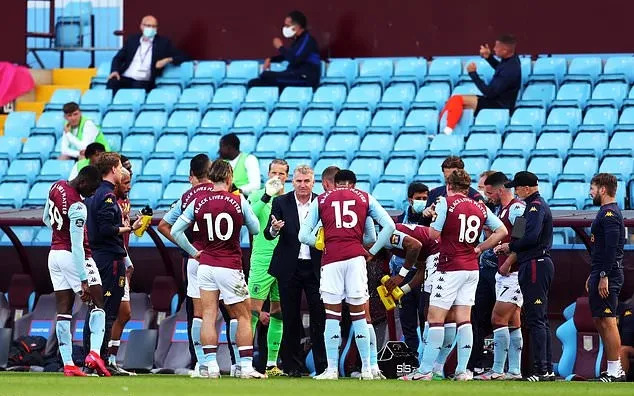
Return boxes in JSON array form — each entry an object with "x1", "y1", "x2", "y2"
[
  {"x1": 187, "y1": 258, "x2": 200, "y2": 299},
  {"x1": 429, "y1": 270, "x2": 479, "y2": 310},
  {"x1": 423, "y1": 253, "x2": 440, "y2": 294},
  {"x1": 121, "y1": 275, "x2": 130, "y2": 302},
  {"x1": 495, "y1": 272, "x2": 523, "y2": 307},
  {"x1": 197, "y1": 265, "x2": 249, "y2": 305},
  {"x1": 320, "y1": 256, "x2": 369, "y2": 305},
  {"x1": 48, "y1": 250, "x2": 101, "y2": 293}
]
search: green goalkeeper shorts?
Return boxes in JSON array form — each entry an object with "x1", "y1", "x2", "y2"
[{"x1": 248, "y1": 258, "x2": 280, "y2": 302}]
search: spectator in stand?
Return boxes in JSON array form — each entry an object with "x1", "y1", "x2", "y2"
[
  {"x1": 69, "y1": 142, "x2": 106, "y2": 181},
  {"x1": 218, "y1": 133, "x2": 261, "y2": 196},
  {"x1": 248, "y1": 11, "x2": 321, "y2": 91},
  {"x1": 60, "y1": 102, "x2": 110, "y2": 160},
  {"x1": 107, "y1": 15, "x2": 188, "y2": 93}
]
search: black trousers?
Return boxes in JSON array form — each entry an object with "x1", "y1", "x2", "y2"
[
  {"x1": 398, "y1": 270, "x2": 425, "y2": 355},
  {"x1": 83, "y1": 252, "x2": 125, "y2": 359},
  {"x1": 468, "y1": 264, "x2": 497, "y2": 369},
  {"x1": 276, "y1": 259, "x2": 327, "y2": 374},
  {"x1": 518, "y1": 256, "x2": 554, "y2": 374},
  {"x1": 247, "y1": 71, "x2": 318, "y2": 92},
  {"x1": 106, "y1": 76, "x2": 153, "y2": 94}
]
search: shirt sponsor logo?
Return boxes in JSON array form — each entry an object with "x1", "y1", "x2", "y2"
[
  {"x1": 75, "y1": 219, "x2": 84, "y2": 227},
  {"x1": 390, "y1": 234, "x2": 400, "y2": 245}
]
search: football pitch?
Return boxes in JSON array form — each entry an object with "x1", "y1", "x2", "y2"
[{"x1": 1, "y1": 373, "x2": 634, "y2": 396}]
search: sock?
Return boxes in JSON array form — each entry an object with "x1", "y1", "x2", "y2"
[
  {"x1": 56, "y1": 315, "x2": 74, "y2": 366},
  {"x1": 229, "y1": 319, "x2": 240, "y2": 366},
  {"x1": 433, "y1": 322, "x2": 456, "y2": 372},
  {"x1": 607, "y1": 360, "x2": 622, "y2": 377},
  {"x1": 88, "y1": 308, "x2": 105, "y2": 355},
  {"x1": 455, "y1": 322, "x2": 473, "y2": 375},
  {"x1": 508, "y1": 327, "x2": 523, "y2": 375},
  {"x1": 239, "y1": 346, "x2": 254, "y2": 371},
  {"x1": 492, "y1": 326, "x2": 510, "y2": 374},
  {"x1": 267, "y1": 313, "x2": 283, "y2": 367},
  {"x1": 419, "y1": 322, "x2": 430, "y2": 365},
  {"x1": 202, "y1": 345, "x2": 219, "y2": 371},
  {"x1": 324, "y1": 314, "x2": 341, "y2": 372},
  {"x1": 420, "y1": 324, "x2": 444, "y2": 374},
  {"x1": 351, "y1": 316, "x2": 371, "y2": 372},
  {"x1": 440, "y1": 95, "x2": 464, "y2": 130},
  {"x1": 107, "y1": 340, "x2": 120, "y2": 365},
  {"x1": 250, "y1": 311, "x2": 259, "y2": 335},
  {"x1": 191, "y1": 317, "x2": 204, "y2": 365},
  {"x1": 367, "y1": 322, "x2": 379, "y2": 371}
]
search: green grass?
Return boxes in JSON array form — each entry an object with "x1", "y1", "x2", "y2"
[{"x1": 1, "y1": 373, "x2": 633, "y2": 396}]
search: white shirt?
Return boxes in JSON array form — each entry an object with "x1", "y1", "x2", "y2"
[
  {"x1": 60, "y1": 118, "x2": 99, "y2": 159},
  {"x1": 123, "y1": 37, "x2": 154, "y2": 81},
  {"x1": 295, "y1": 193, "x2": 312, "y2": 260},
  {"x1": 228, "y1": 153, "x2": 261, "y2": 196}
]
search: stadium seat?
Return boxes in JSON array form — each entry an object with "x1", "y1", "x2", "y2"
[
  {"x1": 40, "y1": 159, "x2": 74, "y2": 178},
  {"x1": 208, "y1": 86, "x2": 247, "y2": 112},
  {"x1": 310, "y1": 85, "x2": 347, "y2": 113},
  {"x1": 582, "y1": 106, "x2": 618, "y2": 135},
  {"x1": 125, "y1": 155, "x2": 145, "y2": 180},
  {"x1": 163, "y1": 177, "x2": 190, "y2": 202},
  {"x1": 91, "y1": 61, "x2": 113, "y2": 87},
  {"x1": 474, "y1": 109, "x2": 509, "y2": 134},
  {"x1": 22, "y1": 135, "x2": 55, "y2": 162},
  {"x1": 4, "y1": 111, "x2": 36, "y2": 139},
  {"x1": 439, "y1": 109, "x2": 474, "y2": 136},
  {"x1": 452, "y1": 81, "x2": 481, "y2": 96},
  {"x1": 427, "y1": 57, "x2": 461, "y2": 87},
  {"x1": 413, "y1": 84, "x2": 450, "y2": 110},
  {"x1": 536, "y1": 130, "x2": 572, "y2": 158},
  {"x1": 27, "y1": 178, "x2": 55, "y2": 203},
  {"x1": 520, "y1": 56, "x2": 532, "y2": 85},
  {"x1": 121, "y1": 132, "x2": 156, "y2": 160},
  {"x1": 255, "y1": 152, "x2": 276, "y2": 180},
  {"x1": 129, "y1": 176, "x2": 165, "y2": 208},
  {"x1": 188, "y1": 132, "x2": 221, "y2": 157},
  {"x1": 177, "y1": 86, "x2": 214, "y2": 111},
  {"x1": 175, "y1": 157, "x2": 192, "y2": 176},
  {"x1": 554, "y1": 175, "x2": 588, "y2": 210},
  {"x1": 190, "y1": 60, "x2": 226, "y2": 87},
  {"x1": 359, "y1": 131, "x2": 394, "y2": 161},
  {"x1": 528, "y1": 150, "x2": 563, "y2": 183},
  {"x1": 155, "y1": 132, "x2": 188, "y2": 159},
  {"x1": 349, "y1": 151, "x2": 384, "y2": 186},
  {"x1": 290, "y1": 131, "x2": 325, "y2": 162},
  {"x1": 233, "y1": 110, "x2": 268, "y2": 136},
  {"x1": 0, "y1": 136, "x2": 23, "y2": 160},
  {"x1": 553, "y1": 82, "x2": 591, "y2": 109},
  {"x1": 344, "y1": 84, "x2": 382, "y2": 112},
  {"x1": 372, "y1": 176, "x2": 408, "y2": 210},
  {"x1": 518, "y1": 82, "x2": 556, "y2": 109},
  {"x1": 81, "y1": 109, "x2": 103, "y2": 126},
  {"x1": 166, "y1": 109, "x2": 201, "y2": 137},
  {"x1": 8, "y1": 155, "x2": 41, "y2": 184},
  {"x1": 380, "y1": 83, "x2": 416, "y2": 111},
  {"x1": 0, "y1": 156, "x2": 8, "y2": 179},
  {"x1": 321, "y1": 58, "x2": 358, "y2": 88},
  {"x1": 324, "y1": 131, "x2": 360, "y2": 161},
  {"x1": 502, "y1": 131, "x2": 535, "y2": 157},
  {"x1": 300, "y1": 109, "x2": 336, "y2": 135},
  {"x1": 313, "y1": 151, "x2": 349, "y2": 177},
  {"x1": 355, "y1": 58, "x2": 393, "y2": 87},
  {"x1": 243, "y1": 87, "x2": 279, "y2": 113},
  {"x1": 465, "y1": 132, "x2": 500, "y2": 159},
  {"x1": 460, "y1": 57, "x2": 495, "y2": 84},
  {"x1": 222, "y1": 60, "x2": 259, "y2": 85},
  {"x1": 144, "y1": 88, "x2": 180, "y2": 112},
  {"x1": 384, "y1": 151, "x2": 418, "y2": 181},
  {"x1": 563, "y1": 151, "x2": 598, "y2": 181},
  {"x1": 153, "y1": 304, "x2": 190, "y2": 370},
  {"x1": 200, "y1": 109, "x2": 235, "y2": 134},
  {"x1": 403, "y1": 108, "x2": 439, "y2": 134},
  {"x1": 285, "y1": 151, "x2": 313, "y2": 172},
  {"x1": 133, "y1": 110, "x2": 168, "y2": 136},
  {"x1": 572, "y1": 131, "x2": 608, "y2": 157},
  {"x1": 0, "y1": 178, "x2": 30, "y2": 208},
  {"x1": 529, "y1": 57, "x2": 567, "y2": 86},
  {"x1": 609, "y1": 130, "x2": 634, "y2": 150},
  {"x1": 267, "y1": 109, "x2": 302, "y2": 137},
  {"x1": 255, "y1": 131, "x2": 290, "y2": 158},
  {"x1": 564, "y1": 56, "x2": 602, "y2": 84},
  {"x1": 429, "y1": 134, "x2": 464, "y2": 155},
  {"x1": 110, "y1": 88, "x2": 146, "y2": 113},
  {"x1": 155, "y1": 62, "x2": 195, "y2": 89},
  {"x1": 545, "y1": 107, "x2": 582, "y2": 133},
  {"x1": 101, "y1": 109, "x2": 136, "y2": 136},
  {"x1": 44, "y1": 88, "x2": 82, "y2": 111},
  {"x1": 393, "y1": 131, "x2": 428, "y2": 161},
  {"x1": 590, "y1": 82, "x2": 628, "y2": 108},
  {"x1": 370, "y1": 109, "x2": 405, "y2": 135},
  {"x1": 601, "y1": 56, "x2": 634, "y2": 84},
  {"x1": 335, "y1": 110, "x2": 371, "y2": 136},
  {"x1": 509, "y1": 108, "x2": 545, "y2": 133},
  {"x1": 32, "y1": 111, "x2": 65, "y2": 138},
  {"x1": 391, "y1": 57, "x2": 427, "y2": 87},
  {"x1": 12, "y1": 293, "x2": 56, "y2": 341},
  {"x1": 418, "y1": 152, "x2": 448, "y2": 178},
  {"x1": 490, "y1": 151, "x2": 526, "y2": 178},
  {"x1": 277, "y1": 87, "x2": 313, "y2": 112},
  {"x1": 461, "y1": 150, "x2": 490, "y2": 178},
  {"x1": 599, "y1": 150, "x2": 633, "y2": 181}
]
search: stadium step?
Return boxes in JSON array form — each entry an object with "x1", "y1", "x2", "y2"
[
  {"x1": 15, "y1": 101, "x2": 45, "y2": 118},
  {"x1": 36, "y1": 84, "x2": 87, "y2": 103},
  {"x1": 52, "y1": 68, "x2": 96, "y2": 88}
]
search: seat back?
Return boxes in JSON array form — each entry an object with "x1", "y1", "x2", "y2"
[
  {"x1": 154, "y1": 303, "x2": 191, "y2": 370},
  {"x1": 572, "y1": 297, "x2": 605, "y2": 378}
]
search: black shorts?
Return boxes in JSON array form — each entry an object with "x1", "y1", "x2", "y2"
[
  {"x1": 588, "y1": 268, "x2": 624, "y2": 318},
  {"x1": 475, "y1": 96, "x2": 507, "y2": 115}
]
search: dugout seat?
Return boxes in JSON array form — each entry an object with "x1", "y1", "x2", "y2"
[
  {"x1": 0, "y1": 293, "x2": 10, "y2": 328},
  {"x1": 150, "y1": 276, "x2": 179, "y2": 325},
  {"x1": 154, "y1": 303, "x2": 191, "y2": 372},
  {"x1": 113, "y1": 293, "x2": 155, "y2": 365},
  {"x1": 12, "y1": 293, "x2": 56, "y2": 341}
]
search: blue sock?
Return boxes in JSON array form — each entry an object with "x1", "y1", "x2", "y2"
[
  {"x1": 229, "y1": 319, "x2": 240, "y2": 366},
  {"x1": 367, "y1": 322, "x2": 378, "y2": 369},
  {"x1": 492, "y1": 326, "x2": 510, "y2": 373},
  {"x1": 352, "y1": 319, "x2": 371, "y2": 372},
  {"x1": 434, "y1": 323, "x2": 456, "y2": 371},
  {"x1": 419, "y1": 322, "x2": 430, "y2": 364},
  {"x1": 324, "y1": 318, "x2": 341, "y2": 372},
  {"x1": 88, "y1": 308, "x2": 105, "y2": 354},
  {"x1": 508, "y1": 328, "x2": 523, "y2": 375},
  {"x1": 191, "y1": 318, "x2": 204, "y2": 365},
  {"x1": 420, "y1": 325, "x2": 444, "y2": 374},
  {"x1": 56, "y1": 315, "x2": 74, "y2": 366},
  {"x1": 202, "y1": 345, "x2": 218, "y2": 370},
  {"x1": 455, "y1": 322, "x2": 473, "y2": 374}
]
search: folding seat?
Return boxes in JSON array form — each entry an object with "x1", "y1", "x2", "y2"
[
  {"x1": 163, "y1": 177, "x2": 190, "y2": 202},
  {"x1": 310, "y1": 85, "x2": 347, "y2": 113},
  {"x1": 177, "y1": 86, "x2": 214, "y2": 111},
  {"x1": 572, "y1": 131, "x2": 608, "y2": 157},
  {"x1": 208, "y1": 86, "x2": 246, "y2": 112},
  {"x1": 255, "y1": 152, "x2": 276, "y2": 181},
  {"x1": 349, "y1": 151, "x2": 384, "y2": 186},
  {"x1": 461, "y1": 150, "x2": 490, "y2": 178},
  {"x1": 528, "y1": 150, "x2": 563, "y2": 183},
  {"x1": 502, "y1": 130, "x2": 535, "y2": 158},
  {"x1": 553, "y1": 82, "x2": 591, "y2": 109},
  {"x1": 289, "y1": 131, "x2": 324, "y2": 162},
  {"x1": 599, "y1": 150, "x2": 633, "y2": 180},
  {"x1": 403, "y1": 108, "x2": 439, "y2": 135},
  {"x1": 553, "y1": 175, "x2": 588, "y2": 208},
  {"x1": 125, "y1": 155, "x2": 145, "y2": 180},
  {"x1": 144, "y1": 88, "x2": 180, "y2": 112},
  {"x1": 344, "y1": 84, "x2": 382, "y2": 112},
  {"x1": 132, "y1": 109, "x2": 168, "y2": 136},
  {"x1": 153, "y1": 304, "x2": 191, "y2": 371},
  {"x1": 232, "y1": 109, "x2": 268, "y2": 136},
  {"x1": 4, "y1": 111, "x2": 36, "y2": 138},
  {"x1": 313, "y1": 151, "x2": 348, "y2": 177},
  {"x1": 380, "y1": 83, "x2": 416, "y2": 111},
  {"x1": 190, "y1": 60, "x2": 226, "y2": 87},
  {"x1": 321, "y1": 58, "x2": 358, "y2": 88},
  {"x1": 44, "y1": 89, "x2": 82, "y2": 111},
  {"x1": 359, "y1": 131, "x2": 394, "y2": 161},
  {"x1": 355, "y1": 58, "x2": 393, "y2": 88},
  {"x1": 335, "y1": 109, "x2": 371, "y2": 136},
  {"x1": 155, "y1": 62, "x2": 194, "y2": 89},
  {"x1": 276, "y1": 87, "x2": 313, "y2": 112},
  {"x1": 490, "y1": 151, "x2": 526, "y2": 178},
  {"x1": 40, "y1": 159, "x2": 74, "y2": 178},
  {"x1": 188, "y1": 132, "x2": 221, "y2": 156},
  {"x1": 473, "y1": 109, "x2": 509, "y2": 134},
  {"x1": 581, "y1": 106, "x2": 618, "y2": 135},
  {"x1": 429, "y1": 134, "x2": 464, "y2": 156},
  {"x1": 199, "y1": 109, "x2": 234, "y2": 134},
  {"x1": 465, "y1": 132, "x2": 500, "y2": 159},
  {"x1": 520, "y1": 56, "x2": 532, "y2": 85},
  {"x1": 300, "y1": 109, "x2": 336, "y2": 135},
  {"x1": 165, "y1": 109, "x2": 201, "y2": 137},
  {"x1": 529, "y1": 57, "x2": 567, "y2": 86},
  {"x1": 452, "y1": 82, "x2": 480, "y2": 96},
  {"x1": 460, "y1": 57, "x2": 495, "y2": 84},
  {"x1": 0, "y1": 178, "x2": 30, "y2": 208},
  {"x1": 110, "y1": 88, "x2": 146, "y2": 113},
  {"x1": 0, "y1": 136, "x2": 24, "y2": 160},
  {"x1": 255, "y1": 131, "x2": 290, "y2": 158},
  {"x1": 7, "y1": 156, "x2": 41, "y2": 184},
  {"x1": 242, "y1": 87, "x2": 279, "y2": 113},
  {"x1": 91, "y1": 61, "x2": 113, "y2": 87},
  {"x1": 564, "y1": 57, "x2": 602, "y2": 85},
  {"x1": 12, "y1": 293, "x2": 56, "y2": 341},
  {"x1": 222, "y1": 60, "x2": 259, "y2": 85},
  {"x1": 129, "y1": 176, "x2": 165, "y2": 208},
  {"x1": 535, "y1": 130, "x2": 571, "y2": 158},
  {"x1": 107, "y1": 293, "x2": 155, "y2": 365},
  {"x1": 101, "y1": 109, "x2": 135, "y2": 136},
  {"x1": 175, "y1": 157, "x2": 192, "y2": 176},
  {"x1": 0, "y1": 155, "x2": 9, "y2": 179},
  {"x1": 21, "y1": 134, "x2": 55, "y2": 162},
  {"x1": 267, "y1": 109, "x2": 301, "y2": 137},
  {"x1": 81, "y1": 109, "x2": 102, "y2": 126},
  {"x1": 155, "y1": 132, "x2": 188, "y2": 159},
  {"x1": 121, "y1": 132, "x2": 156, "y2": 160},
  {"x1": 230, "y1": 130, "x2": 256, "y2": 154},
  {"x1": 418, "y1": 152, "x2": 448, "y2": 178},
  {"x1": 391, "y1": 57, "x2": 427, "y2": 87},
  {"x1": 439, "y1": 109, "x2": 474, "y2": 136},
  {"x1": 354, "y1": 175, "x2": 373, "y2": 193},
  {"x1": 602, "y1": 56, "x2": 634, "y2": 84},
  {"x1": 427, "y1": 57, "x2": 461, "y2": 87},
  {"x1": 393, "y1": 131, "x2": 428, "y2": 161},
  {"x1": 384, "y1": 152, "x2": 419, "y2": 181},
  {"x1": 518, "y1": 83, "x2": 556, "y2": 108},
  {"x1": 508, "y1": 108, "x2": 545, "y2": 134},
  {"x1": 589, "y1": 82, "x2": 628, "y2": 109},
  {"x1": 370, "y1": 109, "x2": 405, "y2": 135},
  {"x1": 285, "y1": 151, "x2": 313, "y2": 172},
  {"x1": 545, "y1": 107, "x2": 582, "y2": 133},
  {"x1": 537, "y1": 178, "x2": 553, "y2": 201},
  {"x1": 372, "y1": 176, "x2": 408, "y2": 210},
  {"x1": 324, "y1": 131, "x2": 360, "y2": 161},
  {"x1": 609, "y1": 130, "x2": 634, "y2": 150},
  {"x1": 32, "y1": 111, "x2": 65, "y2": 138},
  {"x1": 563, "y1": 150, "x2": 598, "y2": 181},
  {"x1": 26, "y1": 178, "x2": 55, "y2": 204},
  {"x1": 413, "y1": 84, "x2": 450, "y2": 110}
]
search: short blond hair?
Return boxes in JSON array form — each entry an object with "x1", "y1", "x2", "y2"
[{"x1": 293, "y1": 165, "x2": 314, "y2": 178}]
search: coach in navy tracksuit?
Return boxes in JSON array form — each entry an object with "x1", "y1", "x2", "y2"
[
  {"x1": 84, "y1": 153, "x2": 142, "y2": 359},
  {"x1": 248, "y1": 11, "x2": 321, "y2": 91},
  {"x1": 496, "y1": 171, "x2": 554, "y2": 381}
]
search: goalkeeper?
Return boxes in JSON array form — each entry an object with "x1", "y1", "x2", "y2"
[{"x1": 247, "y1": 159, "x2": 289, "y2": 376}]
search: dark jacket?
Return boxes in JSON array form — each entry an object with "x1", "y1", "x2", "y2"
[
  {"x1": 509, "y1": 192, "x2": 553, "y2": 263},
  {"x1": 110, "y1": 33, "x2": 188, "y2": 83},
  {"x1": 469, "y1": 54, "x2": 521, "y2": 109},
  {"x1": 85, "y1": 180, "x2": 126, "y2": 257},
  {"x1": 421, "y1": 185, "x2": 485, "y2": 227},
  {"x1": 264, "y1": 191, "x2": 322, "y2": 282},
  {"x1": 270, "y1": 31, "x2": 321, "y2": 84}
]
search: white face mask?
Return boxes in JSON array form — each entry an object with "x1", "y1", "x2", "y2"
[
  {"x1": 143, "y1": 27, "x2": 156, "y2": 39},
  {"x1": 282, "y1": 26, "x2": 296, "y2": 38},
  {"x1": 478, "y1": 189, "x2": 488, "y2": 202}
]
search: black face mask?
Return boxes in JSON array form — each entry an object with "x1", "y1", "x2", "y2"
[{"x1": 407, "y1": 207, "x2": 425, "y2": 225}]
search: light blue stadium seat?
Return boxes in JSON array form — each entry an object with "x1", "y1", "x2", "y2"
[
  {"x1": 564, "y1": 57, "x2": 602, "y2": 84},
  {"x1": 545, "y1": 107, "x2": 582, "y2": 133},
  {"x1": 349, "y1": 151, "x2": 384, "y2": 186},
  {"x1": 520, "y1": 56, "x2": 532, "y2": 85},
  {"x1": 324, "y1": 132, "x2": 360, "y2": 161},
  {"x1": 191, "y1": 60, "x2": 226, "y2": 87},
  {"x1": 129, "y1": 178, "x2": 164, "y2": 208},
  {"x1": 474, "y1": 109, "x2": 509, "y2": 134},
  {"x1": 370, "y1": 109, "x2": 405, "y2": 135},
  {"x1": 380, "y1": 83, "x2": 416, "y2": 111},
  {"x1": 418, "y1": 153, "x2": 449, "y2": 178},
  {"x1": 403, "y1": 109, "x2": 439, "y2": 134},
  {"x1": 4, "y1": 111, "x2": 36, "y2": 138},
  {"x1": 143, "y1": 156, "x2": 177, "y2": 185},
  {"x1": 267, "y1": 109, "x2": 301, "y2": 137},
  {"x1": 32, "y1": 227, "x2": 53, "y2": 244},
  {"x1": 101, "y1": 110, "x2": 135, "y2": 136},
  {"x1": 530, "y1": 57, "x2": 567, "y2": 85},
  {"x1": 27, "y1": 180, "x2": 54, "y2": 201},
  {"x1": 590, "y1": 82, "x2": 628, "y2": 108},
  {"x1": 121, "y1": 132, "x2": 156, "y2": 160},
  {"x1": 322, "y1": 59, "x2": 358, "y2": 88},
  {"x1": 460, "y1": 57, "x2": 495, "y2": 84},
  {"x1": 44, "y1": 89, "x2": 82, "y2": 111},
  {"x1": 155, "y1": 62, "x2": 195, "y2": 89},
  {"x1": 163, "y1": 179, "x2": 190, "y2": 201},
  {"x1": 81, "y1": 110, "x2": 102, "y2": 126},
  {"x1": 33, "y1": 112, "x2": 65, "y2": 138},
  {"x1": 243, "y1": 87, "x2": 279, "y2": 113},
  {"x1": 254, "y1": 152, "x2": 276, "y2": 181},
  {"x1": 563, "y1": 151, "x2": 598, "y2": 181},
  {"x1": 599, "y1": 151, "x2": 633, "y2": 179},
  {"x1": 414, "y1": 84, "x2": 450, "y2": 110},
  {"x1": 335, "y1": 110, "x2": 371, "y2": 136},
  {"x1": 166, "y1": 110, "x2": 201, "y2": 136},
  {"x1": 503, "y1": 131, "x2": 535, "y2": 157},
  {"x1": 310, "y1": 85, "x2": 347, "y2": 113},
  {"x1": 188, "y1": 132, "x2": 221, "y2": 156},
  {"x1": 0, "y1": 226, "x2": 35, "y2": 243},
  {"x1": 582, "y1": 106, "x2": 618, "y2": 134},
  {"x1": 609, "y1": 131, "x2": 634, "y2": 150},
  {"x1": 277, "y1": 87, "x2": 313, "y2": 112},
  {"x1": 427, "y1": 57, "x2": 461, "y2": 87},
  {"x1": 428, "y1": 134, "x2": 463, "y2": 155},
  {"x1": 491, "y1": 151, "x2": 526, "y2": 177},
  {"x1": 0, "y1": 179, "x2": 30, "y2": 208},
  {"x1": 391, "y1": 57, "x2": 427, "y2": 87},
  {"x1": 133, "y1": 110, "x2": 167, "y2": 136},
  {"x1": 175, "y1": 157, "x2": 191, "y2": 176},
  {"x1": 285, "y1": 151, "x2": 313, "y2": 172},
  {"x1": 0, "y1": 156, "x2": 8, "y2": 179},
  {"x1": 144, "y1": 88, "x2": 180, "y2": 112},
  {"x1": 91, "y1": 61, "x2": 112, "y2": 87},
  {"x1": 125, "y1": 155, "x2": 145, "y2": 180},
  {"x1": 439, "y1": 109, "x2": 474, "y2": 135},
  {"x1": 313, "y1": 151, "x2": 349, "y2": 176},
  {"x1": 461, "y1": 151, "x2": 490, "y2": 178},
  {"x1": 528, "y1": 150, "x2": 563, "y2": 182},
  {"x1": 22, "y1": 135, "x2": 55, "y2": 162},
  {"x1": 394, "y1": 132, "x2": 428, "y2": 161},
  {"x1": 177, "y1": 86, "x2": 214, "y2": 111},
  {"x1": 536, "y1": 178, "x2": 553, "y2": 202},
  {"x1": 452, "y1": 82, "x2": 481, "y2": 96},
  {"x1": 553, "y1": 177, "x2": 588, "y2": 209},
  {"x1": 233, "y1": 110, "x2": 268, "y2": 136},
  {"x1": 360, "y1": 132, "x2": 394, "y2": 161},
  {"x1": 465, "y1": 132, "x2": 500, "y2": 159},
  {"x1": 300, "y1": 109, "x2": 336, "y2": 135},
  {"x1": 155, "y1": 132, "x2": 188, "y2": 159},
  {"x1": 0, "y1": 136, "x2": 22, "y2": 161},
  {"x1": 110, "y1": 89, "x2": 146, "y2": 113},
  {"x1": 200, "y1": 110, "x2": 235, "y2": 134},
  {"x1": 289, "y1": 131, "x2": 325, "y2": 162},
  {"x1": 344, "y1": 84, "x2": 382, "y2": 112},
  {"x1": 602, "y1": 57, "x2": 634, "y2": 84},
  {"x1": 554, "y1": 82, "x2": 591, "y2": 109},
  {"x1": 372, "y1": 176, "x2": 408, "y2": 210},
  {"x1": 255, "y1": 132, "x2": 290, "y2": 158},
  {"x1": 355, "y1": 58, "x2": 393, "y2": 88},
  {"x1": 383, "y1": 152, "x2": 418, "y2": 181},
  {"x1": 536, "y1": 131, "x2": 571, "y2": 158},
  {"x1": 509, "y1": 108, "x2": 545, "y2": 133},
  {"x1": 572, "y1": 131, "x2": 608, "y2": 157},
  {"x1": 519, "y1": 83, "x2": 556, "y2": 108},
  {"x1": 40, "y1": 159, "x2": 74, "y2": 178},
  {"x1": 208, "y1": 86, "x2": 246, "y2": 112},
  {"x1": 223, "y1": 60, "x2": 259, "y2": 85},
  {"x1": 7, "y1": 157, "x2": 41, "y2": 184}
]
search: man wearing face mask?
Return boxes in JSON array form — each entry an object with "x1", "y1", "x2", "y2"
[
  {"x1": 107, "y1": 15, "x2": 188, "y2": 93},
  {"x1": 248, "y1": 10, "x2": 321, "y2": 91}
]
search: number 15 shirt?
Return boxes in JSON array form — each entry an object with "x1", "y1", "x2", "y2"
[{"x1": 431, "y1": 194, "x2": 503, "y2": 272}]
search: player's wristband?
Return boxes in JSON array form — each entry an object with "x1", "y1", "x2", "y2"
[
  {"x1": 398, "y1": 267, "x2": 410, "y2": 278},
  {"x1": 261, "y1": 193, "x2": 272, "y2": 204},
  {"x1": 401, "y1": 284, "x2": 411, "y2": 294}
]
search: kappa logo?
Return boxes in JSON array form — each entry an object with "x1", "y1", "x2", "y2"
[
  {"x1": 331, "y1": 334, "x2": 340, "y2": 340},
  {"x1": 90, "y1": 277, "x2": 97, "y2": 283},
  {"x1": 605, "y1": 211, "x2": 614, "y2": 217},
  {"x1": 604, "y1": 308, "x2": 612, "y2": 314},
  {"x1": 436, "y1": 285, "x2": 443, "y2": 290},
  {"x1": 529, "y1": 207, "x2": 538, "y2": 212},
  {"x1": 534, "y1": 298, "x2": 542, "y2": 305},
  {"x1": 625, "y1": 310, "x2": 632, "y2": 316},
  {"x1": 105, "y1": 197, "x2": 113, "y2": 204},
  {"x1": 434, "y1": 293, "x2": 442, "y2": 298},
  {"x1": 105, "y1": 291, "x2": 111, "y2": 297}
]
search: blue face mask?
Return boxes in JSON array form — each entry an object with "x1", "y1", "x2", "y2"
[
  {"x1": 411, "y1": 200, "x2": 427, "y2": 213},
  {"x1": 143, "y1": 27, "x2": 157, "y2": 39}
]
